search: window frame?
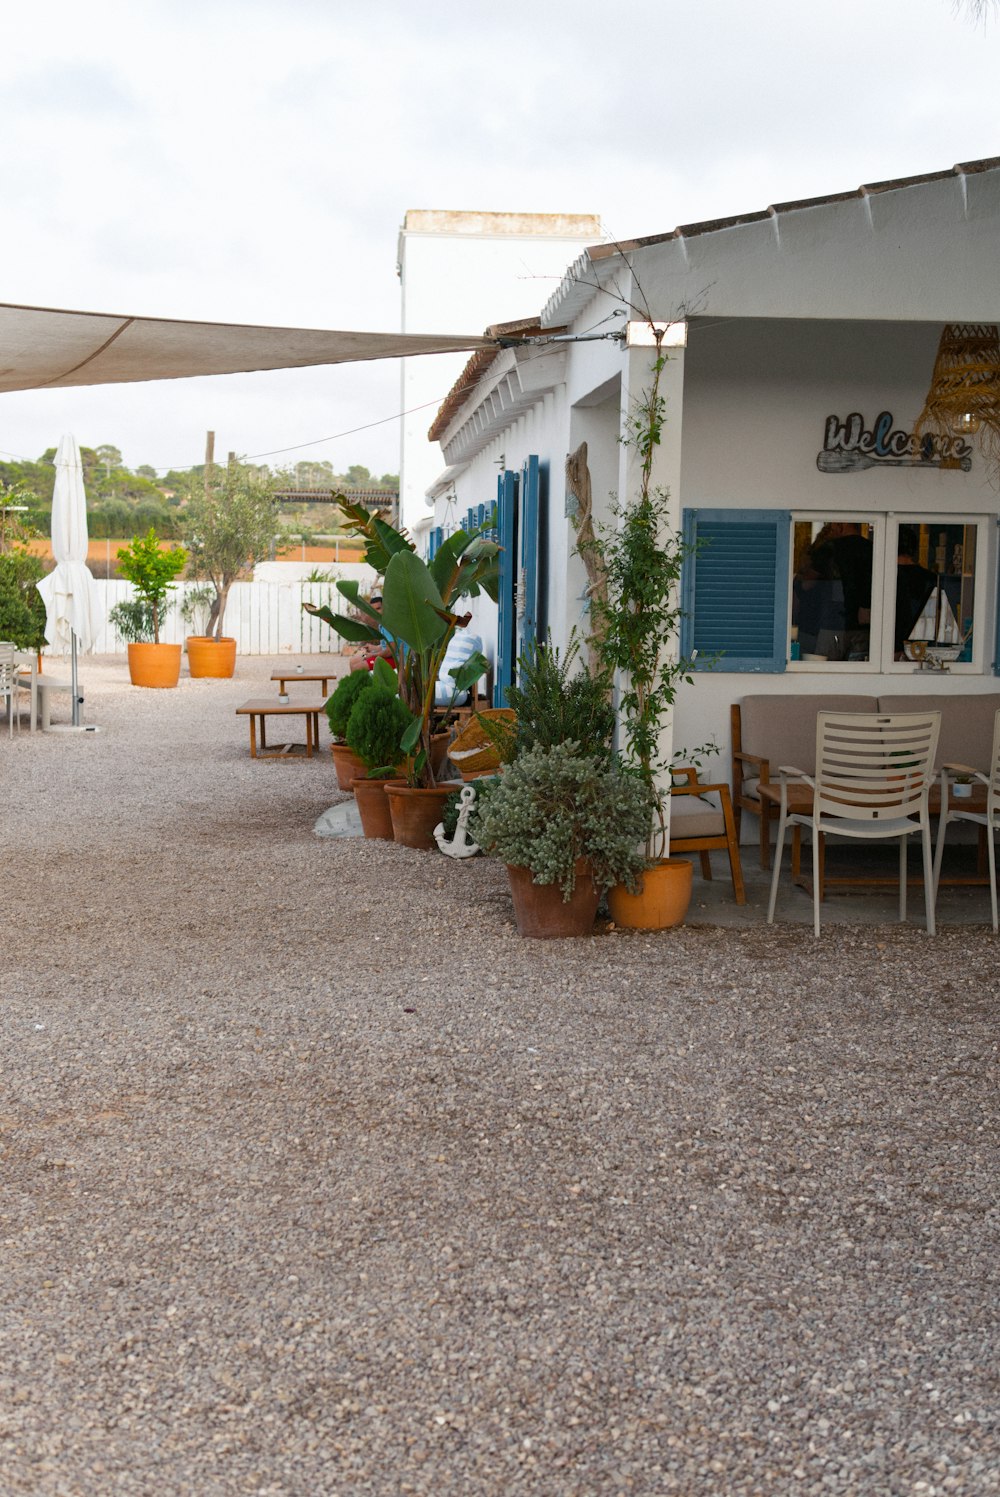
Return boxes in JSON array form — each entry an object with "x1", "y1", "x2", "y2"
[{"x1": 785, "y1": 510, "x2": 991, "y2": 675}]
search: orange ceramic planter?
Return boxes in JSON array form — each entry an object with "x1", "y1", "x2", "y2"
[
  {"x1": 127, "y1": 642, "x2": 182, "y2": 688},
  {"x1": 186, "y1": 635, "x2": 236, "y2": 678},
  {"x1": 607, "y1": 858, "x2": 693, "y2": 931}
]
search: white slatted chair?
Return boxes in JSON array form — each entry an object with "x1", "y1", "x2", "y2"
[
  {"x1": 932, "y1": 707, "x2": 1000, "y2": 932},
  {"x1": 0, "y1": 641, "x2": 20, "y2": 736},
  {"x1": 767, "y1": 711, "x2": 941, "y2": 937}
]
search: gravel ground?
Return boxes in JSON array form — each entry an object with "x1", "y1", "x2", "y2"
[{"x1": 2, "y1": 657, "x2": 997, "y2": 1496}]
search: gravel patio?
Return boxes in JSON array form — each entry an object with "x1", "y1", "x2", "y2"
[{"x1": 2, "y1": 656, "x2": 997, "y2": 1496}]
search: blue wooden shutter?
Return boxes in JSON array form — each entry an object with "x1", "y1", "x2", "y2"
[
  {"x1": 519, "y1": 455, "x2": 540, "y2": 655},
  {"x1": 681, "y1": 508, "x2": 790, "y2": 673},
  {"x1": 495, "y1": 469, "x2": 518, "y2": 704}
]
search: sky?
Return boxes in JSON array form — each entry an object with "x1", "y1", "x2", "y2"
[{"x1": 0, "y1": 0, "x2": 997, "y2": 479}]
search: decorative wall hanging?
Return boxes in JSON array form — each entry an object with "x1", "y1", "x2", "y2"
[
  {"x1": 913, "y1": 323, "x2": 1000, "y2": 466},
  {"x1": 817, "y1": 410, "x2": 971, "y2": 474}
]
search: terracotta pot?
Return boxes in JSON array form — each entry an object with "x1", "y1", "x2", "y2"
[
  {"x1": 126, "y1": 642, "x2": 182, "y2": 689},
  {"x1": 607, "y1": 858, "x2": 693, "y2": 931},
  {"x1": 430, "y1": 731, "x2": 451, "y2": 777},
  {"x1": 351, "y1": 776, "x2": 403, "y2": 840},
  {"x1": 186, "y1": 635, "x2": 237, "y2": 678},
  {"x1": 331, "y1": 741, "x2": 367, "y2": 792},
  {"x1": 505, "y1": 858, "x2": 599, "y2": 939},
  {"x1": 385, "y1": 781, "x2": 461, "y2": 851}
]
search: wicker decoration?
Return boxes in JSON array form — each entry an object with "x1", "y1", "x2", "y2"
[
  {"x1": 448, "y1": 708, "x2": 516, "y2": 780},
  {"x1": 913, "y1": 323, "x2": 1000, "y2": 464}
]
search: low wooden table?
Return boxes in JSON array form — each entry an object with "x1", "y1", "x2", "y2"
[
  {"x1": 757, "y1": 780, "x2": 989, "y2": 897},
  {"x1": 270, "y1": 667, "x2": 339, "y2": 695},
  {"x1": 236, "y1": 698, "x2": 325, "y2": 758}
]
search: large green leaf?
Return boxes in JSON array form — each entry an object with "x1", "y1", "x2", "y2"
[
  {"x1": 429, "y1": 531, "x2": 500, "y2": 604},
  {"x1": 449, "y1": 650, "x2": 489, "y2": 694},
  {"x1": 302, "y1": 601, "x2": 378, "y2": 644},
  {"x1": 382, "y1": 551, "x2": 449, "y2": 652},
  {"x1": 335, "y1": 579, "x2": 382, "y2": 625}
]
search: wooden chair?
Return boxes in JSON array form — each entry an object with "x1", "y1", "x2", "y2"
[
  {"x1": 669, "y1": 768, "x2": 746, "y2": 904},
  {"x1": 933, "y1": 706, "x2": 1000, "y2": 932},
  {"x1": 767, "y1": 710, "x2": 940, "y2": 937}
]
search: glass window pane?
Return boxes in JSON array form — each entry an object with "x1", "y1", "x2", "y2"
[
  {"x1": 894, "y1": 522, "x2": 976, "y2": 664},
  {"x1": 792, "y1": 519, "x2": 874, "y2": 662}
]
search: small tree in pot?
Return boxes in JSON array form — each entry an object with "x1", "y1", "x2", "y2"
[
  {"x1": 182, "y1": 461, "x2": 289, "y2": 675},
  {"x1": 110, "y1": 528, "x2": 187, "y2": 687},
  {"x1": 577, "y1": 347, "x2": 714, "y2": 927}
]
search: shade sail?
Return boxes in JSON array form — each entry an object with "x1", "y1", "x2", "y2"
[{"x1": 0, "y1": 301, "x2": 497, "y2": 393}]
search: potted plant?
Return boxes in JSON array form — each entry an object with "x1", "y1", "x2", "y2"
[
  {"x1": 478, "y1": 633, "x2": 616, "y2": 768},
  {"x1": 344, "y1": 669, "x2": 415, "y2": 840},
  {"x1": 324, "y1": 669, "x2": 378, "y2": 790},
  {"x1": 578, "y1": 347, "x2": 708, "y2": 929},
  {"x1": 110, "y1": 528, "x2": 187, "y2": 687},
  {"x1": 182, "y1": 461, "x2": 288, "y2": 677},
  {"x1": 0, "y1": 544, "x2": 48, "y2": 665},
  {"x1": 305, "y1": 497, "x2": 496, "y2": 846},
  {"x1": 470, "y1": 741, "x2": 651, "y2": 937}
]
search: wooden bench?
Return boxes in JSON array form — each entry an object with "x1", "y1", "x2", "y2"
[{"x1": 236, "y1": 698, "x2": 325, "y2": 758}]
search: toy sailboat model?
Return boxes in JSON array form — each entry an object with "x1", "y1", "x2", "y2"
[{"x1": 904, "y1": 580, "x2": 968, "y2": 663}]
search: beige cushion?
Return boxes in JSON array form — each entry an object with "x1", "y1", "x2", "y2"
[
  {"x1": 877, "y1": 694, "x2": 1000, "y2": 772},
  {"x1": 670, "y1": 798, "x2": 725, "y2": 840},
  {"x1": 737, "y1": 695, "x2": 879, "y2": 787}
]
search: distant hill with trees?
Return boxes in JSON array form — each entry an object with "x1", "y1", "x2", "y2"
[{"x1": 0, "y1": 447, "x2": 398, "y2": 542}]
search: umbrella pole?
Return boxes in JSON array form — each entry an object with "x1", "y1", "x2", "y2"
[{"x1": 71, "y1": 630, "x2": 80, "y2": 726}]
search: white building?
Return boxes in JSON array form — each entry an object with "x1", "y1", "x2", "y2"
[
  {"x1": 396, "y1": 210, "x2": 601, "y2": 536},
  {"x1": 424, "y1": 157, "x2": 1000, "y2": 831}
]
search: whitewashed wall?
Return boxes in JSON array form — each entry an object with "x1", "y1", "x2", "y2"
[{"x1": 71, "y1": 580, "x2": 352, "y2": 656}]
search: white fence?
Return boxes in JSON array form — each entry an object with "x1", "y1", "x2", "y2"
[{"x1": 78, "y1": 580, "x2": 352, "y2": 656}]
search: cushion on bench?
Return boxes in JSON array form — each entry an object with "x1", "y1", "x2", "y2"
[
  {"x1": 737, "y1": 695, "x2": 878, "y2": 799},
  {"x1": 877, "y1": 694, "x2": 1000, "y2": 772}
]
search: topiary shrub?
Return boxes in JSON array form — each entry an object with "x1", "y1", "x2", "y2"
[
  {"x1": 470, "y1": 741, "x2": 652, "y2": 899},
  {"x1": 345, "y1": 688, "x2": 415, "y2": 776},
  {"x1": 325, "y1": 669, "x2": 376, "y2": 740}
]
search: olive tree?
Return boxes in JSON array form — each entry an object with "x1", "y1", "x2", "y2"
[{"x1": 183, "y1": 462, "x2": 288, "y2": 639}]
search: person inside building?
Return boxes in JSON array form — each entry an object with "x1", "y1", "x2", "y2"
[{"x1": 894, "y1": 525, "x2": 936, "y2": 659}]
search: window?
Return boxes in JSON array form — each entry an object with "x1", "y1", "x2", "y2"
[
  {"x1": 683, "y1": 508, "x2": 991, "y2": 674},
  {"x1": 792, "y1": 517, "x2": 876, "y2": 663}
]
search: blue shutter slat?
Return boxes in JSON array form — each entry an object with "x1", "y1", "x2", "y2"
[{"x1": 681, "y1": 508, "x2": 789, "y2": 673}]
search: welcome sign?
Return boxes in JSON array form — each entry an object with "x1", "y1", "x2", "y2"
[{"x1": 817, "y1": 411, "x2": 972, "y2": 473}]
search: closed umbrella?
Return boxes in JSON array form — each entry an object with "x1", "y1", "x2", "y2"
[{"x1": 37, "y1": 433, "x2": 100, "y2": 727}]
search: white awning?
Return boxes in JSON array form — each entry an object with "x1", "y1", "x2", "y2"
[{"x1": 0, "y1": 300, "x2": 497, "y2": 393}]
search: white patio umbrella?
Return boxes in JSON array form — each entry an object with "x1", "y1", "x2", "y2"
[{"x1": 36, "y1": 433, "x2": 101, "y2": 727}]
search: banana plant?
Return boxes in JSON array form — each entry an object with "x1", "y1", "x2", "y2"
[{"x1": 304, "y1": 498, "x2": 499, "y2": 786}]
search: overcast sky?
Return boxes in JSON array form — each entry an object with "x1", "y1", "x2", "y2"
[{"x1": 1, "y1": 0, "x2": 996, "y2": 478}]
